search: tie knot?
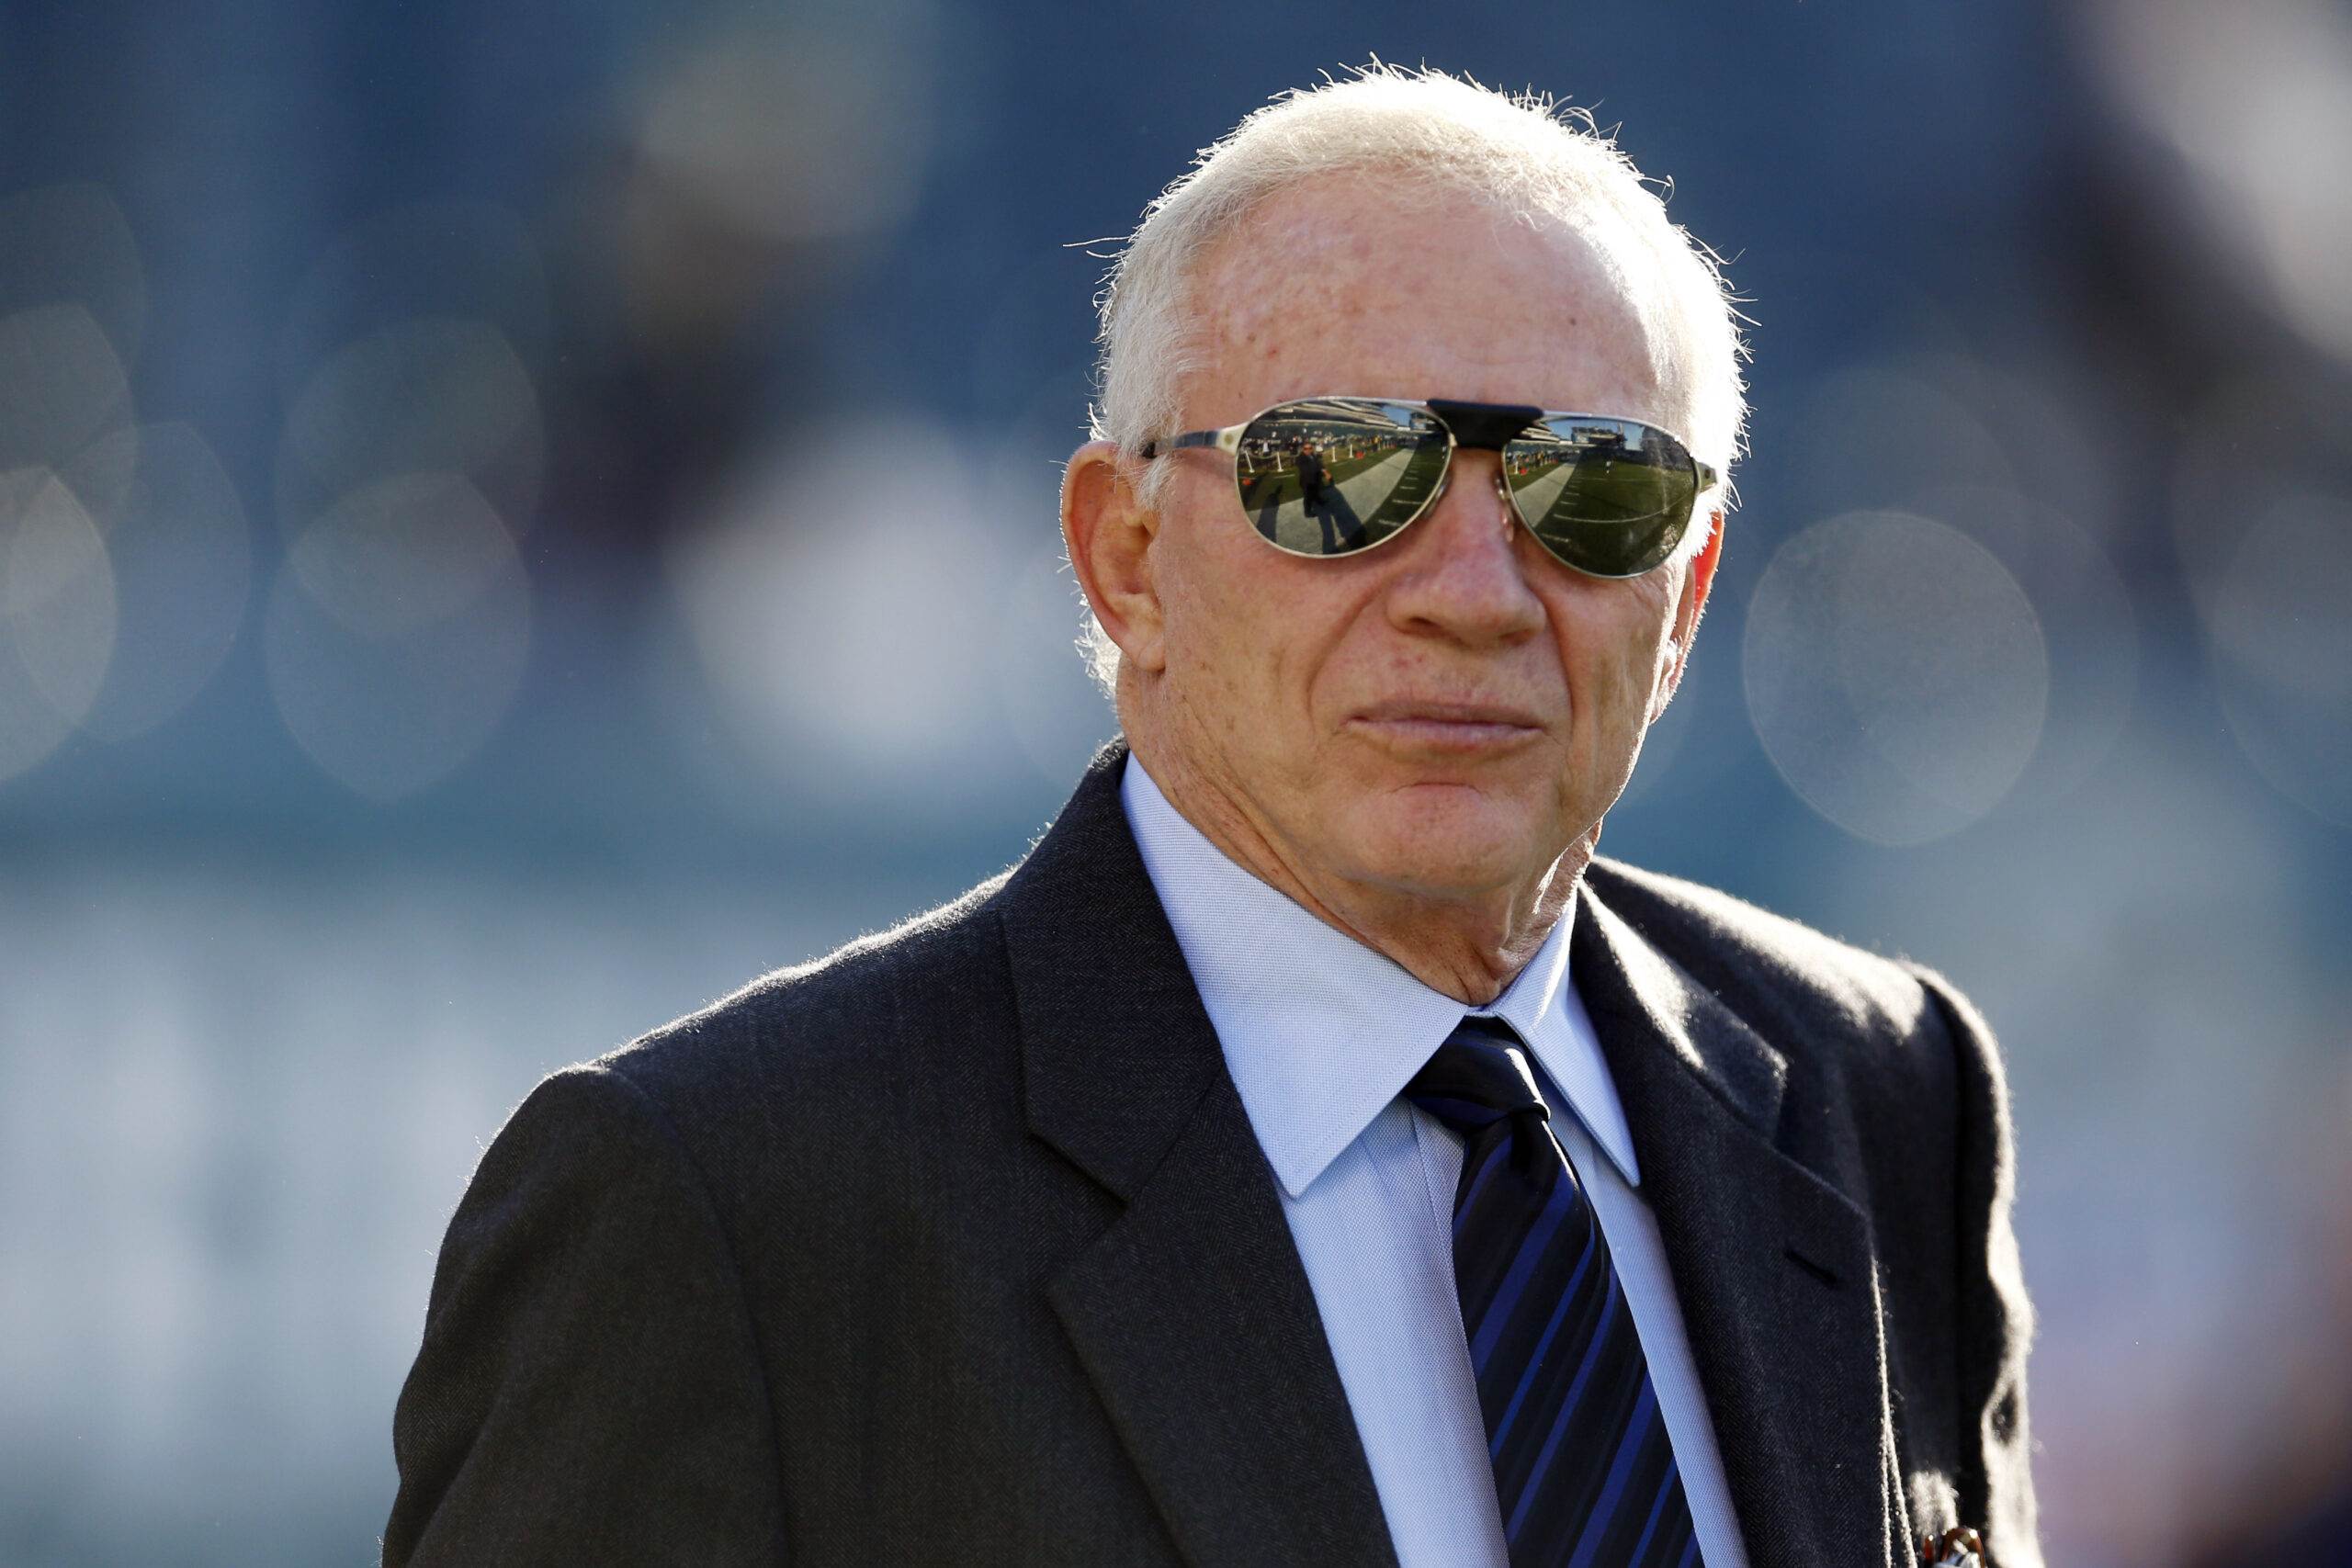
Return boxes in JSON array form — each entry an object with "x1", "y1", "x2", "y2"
[{"x1": 1404, "y1": 1016, "x2": 1550, "y2": 1134}]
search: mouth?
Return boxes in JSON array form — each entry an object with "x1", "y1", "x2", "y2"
[{"x1": 1345, "y1": 699, "x2": 1546, "y2": 755}]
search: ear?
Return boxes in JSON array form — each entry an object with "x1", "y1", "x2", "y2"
[
  {"x1": 1061, "y1": 439, "x2": 1167, "y2": 674},
  {"x1": 1648, "y1": 509, "x2": 1724, "y2": 722}
]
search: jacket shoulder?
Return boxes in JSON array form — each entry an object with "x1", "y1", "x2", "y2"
[
  {"x1": 1583, "y1": 855, "x2": 1957, "y2": 1055},
  {"x1": 570, "y1": 864, "x2": 1026, "y2": 1140},
  {"x1": 1582, "y1": 866, "x2": 2036, "y2": 1558}
]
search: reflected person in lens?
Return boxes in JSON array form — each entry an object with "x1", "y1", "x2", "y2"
[{"x1": 388, "y1": 65, "x2": 2040, "y2": 1568}]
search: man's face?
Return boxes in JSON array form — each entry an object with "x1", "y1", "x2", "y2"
[{"x1": 1139, "y1": 175, "x2": 1713, "y2": 913}]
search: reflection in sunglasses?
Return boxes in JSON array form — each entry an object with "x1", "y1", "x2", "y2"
[{"x1": 1151, "y1": 395, "x2": 1708, "y2": 576}]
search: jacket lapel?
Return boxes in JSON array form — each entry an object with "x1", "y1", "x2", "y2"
[
  {"x1": 1001, "y1": 745, "x2": 1400, "y2": 1568},
  {"x1": 1572, "y1": 880, "x2": 1899, "y2": 1568}
]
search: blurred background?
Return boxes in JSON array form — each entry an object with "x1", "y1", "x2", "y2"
[{"x1": 0, "y1": 1, "x2": 2346, "y2": 1563}]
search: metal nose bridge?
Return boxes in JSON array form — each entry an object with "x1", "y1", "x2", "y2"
[
  {"x1": 1420, "y1": 400, "x2": 1535, "y2": 529},
  {"x1": 1423, "y1": 457, "x2": 1515, "y2": 518},
  {"x1": 1424, "y1": 398, "x2": 1545, "y2": 450}
]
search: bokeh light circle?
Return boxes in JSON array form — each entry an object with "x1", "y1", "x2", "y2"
[
  {"x1": 0, "y1": 304, "x2": 133, "y2": 471},
  {"x1": 60, "y1": 423, "x2": 250, "y2": 740},
  {"x1": 264, "y1": 473, "x2": 531, "y2": 801},
  {"x1": 2204, "y1": 491, "x2": 2352, "y2": 825},
  {"x1": 665, "y1": 420, "x2": 1026, "y2": 815},
  {"x1": 0, "y1": 184, "x2": 146, "y2": 369},
  {"x1": 994, "y1": 540, "x2": 1118, "y2": 789},
  {"x1": 1744, "y1": 511, "x2": 2050, "y2": 845},
  {"x1": 2082, "y1": 0, "x2": 2352, "y2": 367},
  {"x1": 1789, "y1": 366, "x2": 2020, "y2": 520},
  {"x1": 275, "y1": 317, "x2": 544, "y2": 541},
  {"x1": 1915, "y1": 482, "x2": 2140, "y2": 800},
  {"x1": 277, "y1": 200, "x2": 551, "y2": 402},
  {"x1": 0, "y1": 468, "x2": 118, "y2": 781},
  {"x1": 630, "y1": 12, "x2": 937, "y2": 246}
]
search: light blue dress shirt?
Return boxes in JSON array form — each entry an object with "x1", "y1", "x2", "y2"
[{"x1": 1121, "y1": 760, "x2": 1749, "y2": 1568}]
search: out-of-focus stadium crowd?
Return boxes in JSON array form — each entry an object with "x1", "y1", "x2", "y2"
[{"x1": 0, "y1": 2, "x2": 2346, "y2": 1562}]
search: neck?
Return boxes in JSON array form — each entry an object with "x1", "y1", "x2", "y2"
[{"x1": 1130, "y1": 739, "x2": 1589, "y2": 1008}]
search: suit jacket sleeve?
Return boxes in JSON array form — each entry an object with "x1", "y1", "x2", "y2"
[
  {"x1": 383, "y1": 1063, "x2": 788, "y2": 1565},
  {"x1": 1914, "y1": 966, "x2": 2041, "y2": 1568}
]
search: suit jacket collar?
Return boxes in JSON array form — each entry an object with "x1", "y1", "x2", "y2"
[
  {"x1": 1001, "y1": 742, "x2": 1401, "y2": 1568},
  {"x1": 1574, "y1": 877, "x2": 1904, "y2": 1567},
  {"x1": 1119, "y1": 750, "x2": 1637, "y2": 1200},
  {"x1": 1001, "y1": 742, "x2": 1900, "y2": 1568}
]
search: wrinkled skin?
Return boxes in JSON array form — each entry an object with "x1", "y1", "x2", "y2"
[{"x1": 1063, "y1": 175, "x2": 1722, "y2": 1003}]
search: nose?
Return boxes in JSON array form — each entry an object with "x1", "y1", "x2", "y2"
[{"x1": 1383, "y1": 448, "x2": 1547, "y2": 647}]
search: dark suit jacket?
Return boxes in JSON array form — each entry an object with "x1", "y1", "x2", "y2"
[{"x1": 385, "y1": 744, "x2": 2041, "y2": 1567}]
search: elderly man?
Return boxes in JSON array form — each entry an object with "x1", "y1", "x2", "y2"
[{"x1": 386, "y1": 70, "x2": 2039, "y2": 1568}]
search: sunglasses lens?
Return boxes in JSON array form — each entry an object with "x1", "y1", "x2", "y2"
[
  {"x1": 1234, "y1": 400, "x2": 1448, "y2": 557},
  {"x1": 1504, "y1": 418, "x2": 1700, "y2": 577}
]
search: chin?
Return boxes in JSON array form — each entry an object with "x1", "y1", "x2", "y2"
[{"x1": 1333, "y1": 787, "x2": 1544, "y2": 897}]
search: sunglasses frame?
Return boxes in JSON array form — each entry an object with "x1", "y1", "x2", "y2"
[{"x1": 1138, "y1": 394, "x2": 1720, "y2": 580}]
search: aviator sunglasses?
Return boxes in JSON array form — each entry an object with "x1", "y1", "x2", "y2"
[{"x1": 1140, "y1": 396, "x2": 1719, "y2": 580}]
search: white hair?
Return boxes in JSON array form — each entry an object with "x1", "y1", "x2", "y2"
[{"x1": 1075, "y1": 65, "x2": 1747, "y2": 693}]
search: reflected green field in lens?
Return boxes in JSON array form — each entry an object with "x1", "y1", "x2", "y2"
[
  {"x1": 1229, "y1": 405, "x2": 1695, "y2": 575},
  {"x1": 1506, "y1": 444, "x2": 1690, "y2": 576}
]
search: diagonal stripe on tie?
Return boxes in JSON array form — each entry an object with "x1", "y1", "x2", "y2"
[{"x1": 1407, "y1": 1015, "x2": 1705, "y2": 1568}]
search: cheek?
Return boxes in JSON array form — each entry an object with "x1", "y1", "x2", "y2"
[
  {"x1": 1550, "y1": 582, "x2": 1678, "y2": 726},
  {"x1": 1158, "y1": 516, "x2": 1298, "y2": 731},
  {"x1": 1180, "y1": 529, "x2": 1360, "y2": 712}
]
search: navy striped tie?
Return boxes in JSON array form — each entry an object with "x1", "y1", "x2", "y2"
[{"x1": 1407, "y1": 1016, "x2": 1703, "y2": 1568}]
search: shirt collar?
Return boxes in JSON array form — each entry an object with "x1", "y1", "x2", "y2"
[{"x1": 1119, "y1": 757, "x2": 1641, "y2": 1199}]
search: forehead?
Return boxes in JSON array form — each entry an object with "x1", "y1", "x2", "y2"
[{"x1": 1181, "y1": 173, "x2": 1668, "y2": 428}]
